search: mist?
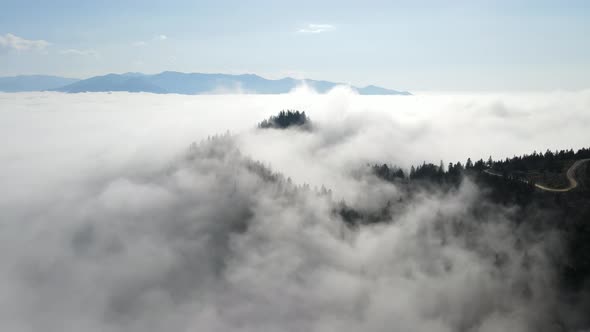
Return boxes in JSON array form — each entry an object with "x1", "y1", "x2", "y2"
[{"x1": 1, "y1": 88, "x2": 590, "y2": 332}]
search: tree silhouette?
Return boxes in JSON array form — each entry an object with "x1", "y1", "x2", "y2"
[{"x1": 258, "y1": 110, "x2": 312, "y2": 130}]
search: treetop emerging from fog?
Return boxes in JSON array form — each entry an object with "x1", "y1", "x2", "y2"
[{"x1": 258, "y1": 110, "x2": 312, "y2": 130}]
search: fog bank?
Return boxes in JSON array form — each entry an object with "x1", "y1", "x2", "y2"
[{"x1": 1, "y1": 89, "x2": 589, "y2": 331}]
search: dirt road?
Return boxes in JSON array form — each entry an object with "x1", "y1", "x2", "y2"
[{"x1": 484, "y1": 158, "x2": 590, "y2": 192}]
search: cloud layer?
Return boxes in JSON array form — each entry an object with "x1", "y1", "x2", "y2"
[{"x1": 1, "y1": 88, "x2": 590, "y2": 331}]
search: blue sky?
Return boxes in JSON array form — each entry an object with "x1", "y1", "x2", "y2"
[{"x1": 1, "y1": 0, "x2": 589, "y2": 90}]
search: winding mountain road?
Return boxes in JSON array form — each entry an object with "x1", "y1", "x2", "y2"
[{"x1": 484, "y1": 158, "x2": 590, "y2": 192}]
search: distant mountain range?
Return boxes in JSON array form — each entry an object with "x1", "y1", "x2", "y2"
[
  {"x1": 0, "y1": 75, "x2": 79, "y2": 92},
  {"x1": 0, "y1": 72, "x2": 411, "y2": 95}
]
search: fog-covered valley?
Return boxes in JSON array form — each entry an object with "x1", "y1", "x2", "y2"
[{"x1": 1, "y1": 88, "x2": 590, "y2": 332}]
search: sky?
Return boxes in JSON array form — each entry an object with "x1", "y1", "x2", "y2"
[{"x1": 0, "y1": 0, "x2": 589, "y2": 91}]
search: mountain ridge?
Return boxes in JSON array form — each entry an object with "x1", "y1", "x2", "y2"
[
  {"x1": 0, "y1": 72, "x2": 411, "y2": 95},
  {"x1": 0, "y1": 75, "x2": 80, "y2": 92}
]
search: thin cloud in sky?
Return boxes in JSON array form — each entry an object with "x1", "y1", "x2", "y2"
[
  {"x1": 132, "y1": 41, "x2": 147, "y2": 47},
  {"x1": 0, "y1": 33, "x2": 49, "y2": 52},
  {"x1": 132, "y1": 35, "x2": 167, "y2": 47},
  {"x1": 297, "y1": 23, "x2": 335, "y2": 34},
  {"x1": 59, "y1": 48, "x2": 99, "y2": 58}
]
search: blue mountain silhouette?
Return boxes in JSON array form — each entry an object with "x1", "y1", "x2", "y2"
[
  {"x1": 0, "y1": 75, "x2": 79, "y2": 92},
  {"x1": 0, "y1": 72, "x2": 411, "y2": 95}
]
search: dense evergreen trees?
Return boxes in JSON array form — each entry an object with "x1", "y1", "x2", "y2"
[
  {"x1": 373, "y1": 160, "x2": 465, "y2": 186},
  {"x1": 258, "y1": 110, "x2": 311, "y2": 130},
  {"x1": 371, "y1": 147, "x2": 590, "y2": 188},
  {"x1": 491, "y1": 148, "x2": 590, "y2": 173},
  {"x1": 372, "y1": 164, "x2": 405, "y2": 182}
]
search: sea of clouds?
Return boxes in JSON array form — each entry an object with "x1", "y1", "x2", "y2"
[{"x1": 1, "y1": 87, "x2": 589, "y2": 332}]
